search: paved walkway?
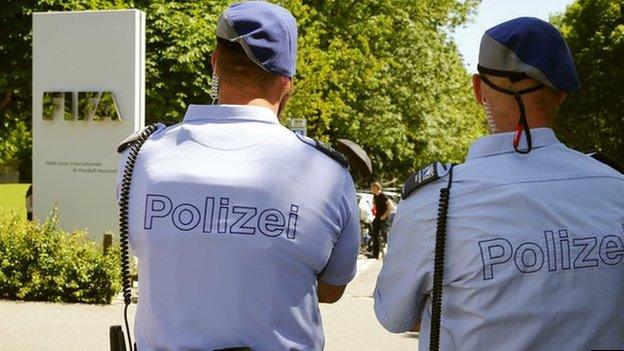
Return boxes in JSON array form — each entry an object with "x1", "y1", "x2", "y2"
[
  {"x1": 321, "y1": 258, "x2": 419, "y2": 351},
  {"x1": 0, "y1": 258, "x2": 418, "y2": 350}
]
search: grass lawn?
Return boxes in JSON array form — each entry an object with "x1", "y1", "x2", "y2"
[{"x1": 0, "y1": 183, "x2": 31, "y2": 218}]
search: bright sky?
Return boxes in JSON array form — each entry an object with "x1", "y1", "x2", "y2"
[{"x1": 453, "y1": 0, "x2": 576, "y2": 72}]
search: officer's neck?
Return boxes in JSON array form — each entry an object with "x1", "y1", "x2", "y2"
[
  {"x1": 491, "y1": 111, "x2": 555, "y2": 134},
  {"x1": 492, "y1": 119, "x2": 554, "y2": 134},
  {"x1": 218, "y1": 88, "x2": 280, "y2": 116}
]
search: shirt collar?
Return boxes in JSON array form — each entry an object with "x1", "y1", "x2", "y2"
[
  {"x1": 183, "y1": 104, "x2": 279, "y2": 124},
  {"x1": 467, "y1": 128, "x2": 561, "y2": 160}
]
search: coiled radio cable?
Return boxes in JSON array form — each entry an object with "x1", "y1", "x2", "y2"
[
  {"x1": 429, "y1": 165, "x2": 454, "y2": 351},
  {"x1": 118, "y1": 124, "x2": 159, "y2": 351}
]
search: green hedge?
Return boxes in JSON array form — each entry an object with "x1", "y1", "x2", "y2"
[{"x1": 0, "y1": 209, "x2": 121, "y2": 304}]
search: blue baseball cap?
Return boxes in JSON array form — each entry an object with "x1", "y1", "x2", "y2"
[
  {"x1": 216, "y1": 1, "x2": 298, "y2": 77},
  {"x1": 478, "y1": 17, "x2": 580, "y2": 92}
]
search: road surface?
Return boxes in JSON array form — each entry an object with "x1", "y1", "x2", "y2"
[{"x1": 0, "y1": 258, "x2": 418, "y2": 350}]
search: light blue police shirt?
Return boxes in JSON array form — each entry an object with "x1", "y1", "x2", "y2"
[
  {"x1": 374, "y1": 128, "x2": 624, "y2": 350},
  {"x1": 117, "y1": 105, "x2": 360, "y2": 351}
]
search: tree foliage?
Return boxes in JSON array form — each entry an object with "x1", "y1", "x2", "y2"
[
  {"x1": 279, "y1": 0, "x2": 485, "y2": 182},
  {"x1": 552, "y1": 0, "x2": 624, "y2": 162},
  {"x1": 0, "y1": 0, "x2": 485, "y2": 183}
]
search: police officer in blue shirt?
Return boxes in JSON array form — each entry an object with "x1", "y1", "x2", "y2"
[
  {"x1": 116, "y1": 2, "x2": 360, "y2": 350},
  {"x1": 374, "y1": 17, "x2": 624, "y2": 351}
]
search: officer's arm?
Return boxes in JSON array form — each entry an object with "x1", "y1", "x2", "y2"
[
  {"x1": 317, "y1": 280, "x2": 346, "y2": 303},
  {"x1": 317, "y1": 171, "x2": 360, "y2": 303},
  {"x1": 373, "y1": 199, "x2": 433, "y2": 333}
]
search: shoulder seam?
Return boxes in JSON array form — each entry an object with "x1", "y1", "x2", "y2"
[
  {"x1": 406, "y1": 174, "x2": 624, "y2": 214},
  {"x1": 294, "y1": 133, "x2": 349, "y2": 168}
]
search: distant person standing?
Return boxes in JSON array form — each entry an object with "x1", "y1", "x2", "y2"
[{"x1": 368, "y1": 182, "x2": 393, "y2": 259}]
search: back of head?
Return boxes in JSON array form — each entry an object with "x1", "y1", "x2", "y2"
[
  {"x1": 214, "y1": 37, "x2": 282, "y2": 92},
  {"x1": 370, "y1": 181, "x2": 382, "y2": 194},
  {"x1": 213, "y1": 1, "x2": 298, "y2": 107},
  {"x1": 478, "y1": 17, "x2": 580, "y2": 93},
  {"x1": 475, "y1": 17, "x2": 581, "y2": 153}
]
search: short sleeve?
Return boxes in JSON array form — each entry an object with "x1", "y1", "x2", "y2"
[
  {"x1": 374, "y1": 199, "x2": 433, "y2": 333},
  {"x1": 319, "y1": 171, "x2": 361, "y2": 286}
]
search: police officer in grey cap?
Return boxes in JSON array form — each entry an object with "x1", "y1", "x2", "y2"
[
  {"x1": 374, "y1": 17, "x2": 624, "y2": 351},
  {"x1": 116, "y1": 2, "x2": 360, "y2": 350}
]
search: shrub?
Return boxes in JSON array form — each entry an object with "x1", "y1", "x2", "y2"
[
  {"x1": 0, "y1": 119, "x2": 31, "y2": 174},
  {"x1": 0, "y1": 208, "x2": 121, "y2": 304}
]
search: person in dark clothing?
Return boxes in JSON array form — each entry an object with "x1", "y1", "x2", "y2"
[{"x1": 368, "y1": 181, "x2": 393, "y2": 259}]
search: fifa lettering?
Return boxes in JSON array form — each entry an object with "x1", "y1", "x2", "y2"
[
  {"x1": 42, "y1": 91, "x2": 121, "y2": 121},
  {"x1": 143, "y1": 194, "x2": 299, "y2": 240},
  {"x1": 479, "y1": 229, "x2": 623, "y2": 280}
]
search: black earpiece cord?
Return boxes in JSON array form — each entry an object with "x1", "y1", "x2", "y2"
[
  {"x1": 479, "y1": 74, "x2": 544, "y2": 154},
  {"x1": 429, "y1": 164, "x2": 454, "y2": 351},
  {"x1": 118, "y1": 124, "x2": 159, "y2": 351}
]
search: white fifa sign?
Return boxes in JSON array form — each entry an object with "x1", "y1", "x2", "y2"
[{"x1": 32, "y1": 10, "x2": 145, "y2": 238}]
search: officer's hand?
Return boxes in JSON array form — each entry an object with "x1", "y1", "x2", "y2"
[
  {"x1": 317, "y1": 280, "x2": 346, "y2": 304},
  {"x1": 410, "y1": 320, "x2": 421, "y2": 333}
]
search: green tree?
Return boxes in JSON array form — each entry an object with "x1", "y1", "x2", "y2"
[
  {"x1": 0, "y1": 0, "x2": 132, "y2": 181},
  {"x1": 1, "y1": 0, "x2": 485, "y2": 184},
  {"x1": 552, "y1": 0, "x2": 624, "y2": 162},
  {"x1": 281, "y1": 0, "x2": 486, "y2": 182}
]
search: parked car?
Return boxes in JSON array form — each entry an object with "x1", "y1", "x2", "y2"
[{"x1": 357, "y1": 191, "x2": 375, "y2": 225}]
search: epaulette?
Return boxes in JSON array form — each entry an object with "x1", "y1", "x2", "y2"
[
  {"x1": 295, "y1": 133, "x2": 349, "y2": 168},
  {"x1": 117, "y1": 123, "x2": 165, "y2": 153},
  {"x1": 586, "y1": 151, "x2": 623, "y2": 174},
  {"x1": 402, "y1": 161, "x2": 449, "y2": 199}
]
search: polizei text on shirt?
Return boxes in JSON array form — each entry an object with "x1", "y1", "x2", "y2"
[
  {"x1": 143, "y1": 194, "x2": 300, "y2": 239},
  {"x1": 478, "y1": 228, "x2": 623, "y2": 280}
]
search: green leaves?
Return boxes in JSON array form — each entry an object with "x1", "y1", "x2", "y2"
[
  {"x1": 280, "y1": 0, "x2": 485, "y2": 182},
  {"x1": 553, "y1": 0, "x2": 624, "y2": 161},
  {"x1": 0, "y1": 208, "x2": 121, "y2": 304},
  {"x1": 0, "y1": 119, "x2": 31, "y2": 173},
  {"x1": 0, "y1": 0, "x2": 486, "y2": 184},
  {"x1": 143, "y1": 1, "x2": 226, "y2": 123}
]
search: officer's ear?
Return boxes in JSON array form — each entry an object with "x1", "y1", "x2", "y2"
[
  {"x1": 278, "y1": 77, "x2": 293, "y2": 100},
  {"x1": 555, "y1": 91, "x2": 567, "y2": 107},
  {"x1": 283, "y1": 76, "x2": 293, "y2": 90},
  {"x1": 472, "y1": 74, "x2": 484, "y2": 106},
  {"x1": 277, "y1": 77, "x2": 294, "y2": 118}
]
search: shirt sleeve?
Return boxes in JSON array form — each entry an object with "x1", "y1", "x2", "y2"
[
  {"x1": 319, "y1": 171, "x2": 361, "y2": 286},
  {"x1": 374, "y1": 198, "x2": 433, "y2": 333}
]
